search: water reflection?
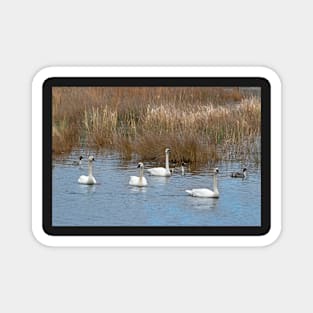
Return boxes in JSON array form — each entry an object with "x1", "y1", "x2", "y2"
[
  {"x1": 129, "y1": 186, "x2": 148, "y2": 193},
  {"x1": 147, "y1": 175, "x2": 171, "y2": 185},
  {"x1": 78, "y1": 184, "x2": 97, "y2": 194},
  {"x1": 187, "y1": 197, "x2": 219, "y2": 211}
]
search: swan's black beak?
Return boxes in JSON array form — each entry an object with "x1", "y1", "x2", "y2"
[{"x1": 137, "y1": 164, "x2": 140, "y2": 168}]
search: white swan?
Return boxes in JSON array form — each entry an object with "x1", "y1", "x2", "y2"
[
  {"x1": 185, "y1": 168, "x2": 219, "y2": 198},
  {"x1": 181, "y1": 162, "x2": 186, "y2": 175},
  {"x1": 129, "y1": 162, "x2": 148, "y2": 187},
  {"x1": 78, "y1": 156, "x2": 96, "y2": 185},
  {"x1": 147, "y1": 148, "x2": 171, "y2": 176},
  {"x1": 72, "y1": 155, "x2": 83, "y2": 166},
  {"x1": 231, "y1": 168, "x2": 247, "y2": 178}
]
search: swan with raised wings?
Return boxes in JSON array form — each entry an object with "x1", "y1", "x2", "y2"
[
  {"x1": 147, "y1": 148, "x2": 171, "y2": 177},
  {"x1": 78, "y1": 156, "x2": 96, "y2": 185},
  {"x1": 185, "y1": 168, "x2": 219, "y2": 198}
]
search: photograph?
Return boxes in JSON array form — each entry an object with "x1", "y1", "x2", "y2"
[{"x1": 52, "y1": 85, "x2": 262, "y2": 227}]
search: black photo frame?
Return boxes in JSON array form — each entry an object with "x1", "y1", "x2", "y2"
[{"x1": 43, "y1": 77, "x2": 270, "y2": 236}]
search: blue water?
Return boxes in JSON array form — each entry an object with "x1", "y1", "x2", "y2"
[{"x1": 52, "y1": 153, "x2": 261, "y2": 226}]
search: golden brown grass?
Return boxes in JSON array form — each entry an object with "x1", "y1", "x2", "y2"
[{"x1": 52, "y1": 87, "x2": 260, "y2": 166}]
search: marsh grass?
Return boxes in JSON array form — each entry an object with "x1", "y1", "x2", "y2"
[{"x1": 52, "y1": 87, "x2": 260, "y2": 167}]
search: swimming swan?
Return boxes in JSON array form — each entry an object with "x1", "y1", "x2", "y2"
[
  {"x1": 147, "y1": 148, "x2": 171, "y2": 176},
  {"x1": 78, "y1": 156, "x2": 96, "y2": 185},
  {"x1": 231, "y1": 168, "x2": 247, "y2": 178},
  {"x1": 72, "y1": 155, "x2": 83, "y2": 166},
  {"x1": 129, "y1": 162, "x2": 148, "y2": 187},
  {"x1": 185, "y1": 168, "x2": 219, "y2": 198},
  {"x1": 181, "y1": 162, "x2": 186, "y2": 175}
]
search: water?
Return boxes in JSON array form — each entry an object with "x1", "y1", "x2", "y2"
[{"x1": 52, "y1": 153, "x2": 261, "y2": 226}]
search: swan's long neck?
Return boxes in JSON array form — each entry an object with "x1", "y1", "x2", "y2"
[
  {"x1": 139, "y1": 166, "x2": 144, "y2": 182},
  {"x1": 165, "y1": 152, "x2": 169, "y2": 170},
  {"x1": 88, "y1": 161, "x2": 93, "y2": 177},
  {"x1": 213, "y1": 173, "x2": 218, "y2": 193}
]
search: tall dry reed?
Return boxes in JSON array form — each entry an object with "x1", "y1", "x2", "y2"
[{"x1": 52, "y1": 87, "x2": 261, "y2": 166}]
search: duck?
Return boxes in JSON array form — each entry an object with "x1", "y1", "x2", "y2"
[
  {"x1": 147, "y1": 148, "x2": 171, "y2": 177},
  {"x1": 72, "y1": 155, "x2": 83, "y2": 166},
  {"x1": 185, "y1": 168, "x2": 219, "y2": 198},
  {"x1": 78, "y1": 156, "x2": 96, "y2": 185},
  {"x1": 129, "y1": 162, "x2": 148, "y2": 187},
  {"x1": 230, "y1": 168, "x2": 247, "y2": 178}
]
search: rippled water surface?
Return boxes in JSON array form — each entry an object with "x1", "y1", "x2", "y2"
[{"x1": 52, "y1": 153, "x2": 261, "y2": 226}]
